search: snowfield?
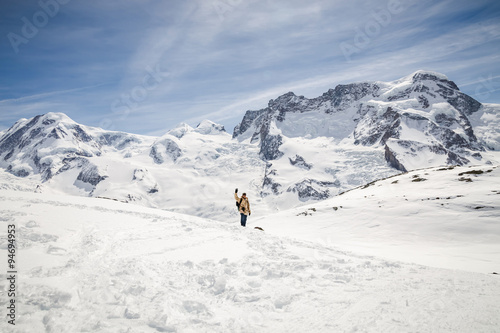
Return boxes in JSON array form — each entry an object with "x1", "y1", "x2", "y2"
[
  {"x1": 257, "y1": 163, "x2": 500, "y2": 274},
  {"x1": 1, "y1": 163, "x2": 500, "y2": 332}
]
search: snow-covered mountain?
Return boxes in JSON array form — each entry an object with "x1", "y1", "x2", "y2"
[
  {"x1": 233, "y1": 71, "x2": 500, "y2": 202},
  {"x1": 0, "y1": 71, "x2": 499, "y2": 216},
  {"x1": 0, "y1": 113, "x2": 267, "y2": 220}
]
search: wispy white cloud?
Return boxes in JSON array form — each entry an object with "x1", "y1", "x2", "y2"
[
  {"x1": 1, "y1": 0, "x2": 499, "y2": 134},
  {"x1": 0, "y1": 83, "x2": 109, "y2": 105}
]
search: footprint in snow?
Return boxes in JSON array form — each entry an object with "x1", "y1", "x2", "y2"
[
  {"x1": 47, "y1": 245, "x2": 67, "y2": 255},
  {"x1": 25, "y1": 220, "x2": 40, "y2": 228},
  {"x1": 182, "y1": 300, "x2": 211, "y2": 316}
]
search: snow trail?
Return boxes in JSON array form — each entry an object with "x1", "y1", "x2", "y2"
[{"x1": 0, "y1": 190, "x2": 499, "y2": 332}]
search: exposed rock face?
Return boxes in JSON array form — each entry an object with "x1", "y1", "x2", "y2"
[
  {"x1": 261, "y1": 163, "x2": 282, "y2": 197},
  {"x1": 324, "y1": 82, "x2": 380, "y2": 113},
  {"x1": 233, "y1": 81, "x2": 381, "y2": 144},
  {"x1": 286, "y1": 179, "x2": 338, "y2": 201},
  {"x1": 98, "y1": 133, "x2": 141, "y2": 150},
  {"x1": 384, "y1": 145, "x2": 407, "y2": 172},
  {"x1": 55, "y1": 157, "x2": 107, "y2": 187},
  {"x1": 260, "y1": 134, "x2": 284, "y2": 161},
  {"x1": 289, "y1": 155, "x2": 312, "y2": 170},
  {"x1": 77, "y1": 162, "x2": 107, "y2": 186},
  {"x1": 0, "y1": 115, "x2": 43, "y2": 155},
  {"x1": 150, "y1": 138, "x2": 182, "y2": 164},
  {"x1": 353, "y1": 106, "x2": 401, "y2": 146},
  {"x1": 232, "y1": 110, "x2": 267, "y2": 140},
  {"x1": 150, "y1": 146, "x2": 163, "y2": 164}
]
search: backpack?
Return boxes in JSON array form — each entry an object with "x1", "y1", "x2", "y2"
[{"x1": 236, "y1": 197, "x2": 243, "y2": 209}]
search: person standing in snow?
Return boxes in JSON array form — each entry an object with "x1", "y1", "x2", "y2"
[{"x1": 234, "y1": 188, "x2": 251, "y2": 227}]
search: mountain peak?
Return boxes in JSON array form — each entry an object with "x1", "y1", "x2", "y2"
[
  {"x1": 268, "y1": 92, "x2": 303, "y2": 110},
  {"x1": 233, "y1": 70, "x2": 490, "y2": 177},
  {"x1": 167, "y1": 123, "x2": 193, "y2": 139},
  {"x1": 411, "y1": 70, "x2": 449, "y2": 82},
  {"x1": 405, "y1": 70, "x2": 460, "y2": 90},
  {"x1": 194, "y1": 120, "x2": 226, "y2": 135},
  {"x1": 40, "y1": 112, "x2": 76, "y2": 124},
  {"x1": 0, "y1": 112, "x2": 102, "y2": 181}
]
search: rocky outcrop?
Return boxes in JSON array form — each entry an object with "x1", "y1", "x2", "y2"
[
  {"x1": 98, "y1": 133, "x2": 142, "y2": 150},
  {"x1": 260, "y1": 134, "x2": 283, "y2": 161},
  {"x1": 0, "y1": 115, "x2": 43, "y2": 156},
  {"x1": 286, "y1": 179, "x2": 338, "y2": 201},
  {"x1": 77, "y1": 163, "x2": 107, "y2": 186},
  {"x1": 289, "y1": 155, "x2": 313, "y2": 170},
  {"x1": 150, "y1": 138, "x2": 182, "y2": 164},
  {"x1": 323, "y1": 82, "x2": 380, "y2": 113},
  {"x1": 232, "y1": 110, "x2": 267, "y2": 140},
  {"x1": 261, "y1": 163, "x2": 282, "y2": 197},
  {"x1": 55, "y1": 157, "x2": 107, "y2": 187},
  {"x1": 354, "y1": 107, "x2": 401, "y2": 146},
  {"x1": 384, "y1": 145, "x2": 407, "y2": 172}
]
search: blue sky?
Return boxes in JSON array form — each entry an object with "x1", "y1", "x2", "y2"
[{"x1": 1, "y1": 0, "x2": 499, "y2": 135}]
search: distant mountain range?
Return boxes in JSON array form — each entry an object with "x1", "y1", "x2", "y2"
[{"x1": 1, "y1": 71, "x2": 499, "y2": 218}]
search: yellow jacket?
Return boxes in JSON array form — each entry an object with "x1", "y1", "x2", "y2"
[{"x1": 234, "y1": 193, "x2": 251, "y2": 215}]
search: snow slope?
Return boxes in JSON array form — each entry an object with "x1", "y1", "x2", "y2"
[
  {"x1": 257, "y1": 163, "x2": 500, "y2": 273},
  {"x1": 0, "y1": 189, "x2": 499, "y2": 332}
]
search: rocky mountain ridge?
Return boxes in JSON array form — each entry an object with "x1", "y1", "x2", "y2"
[
  {"x1": 0, "y1": 71, "x2": 499, "y2": 217},
  {"x1": 234, "y1": 71, "x2": 485, "y2": 169}
]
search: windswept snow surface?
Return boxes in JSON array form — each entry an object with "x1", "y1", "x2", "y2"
[
  {"x1": 1, "y1": 187, "x2": 500, "y2": 332},
  {"x1": 257, "y1": 164, "x2": 500, "y2": 274}
]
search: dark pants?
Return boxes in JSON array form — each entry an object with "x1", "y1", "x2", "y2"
[{"x1": 240, "y1": 213, "x2": 247, "y2": 227}]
